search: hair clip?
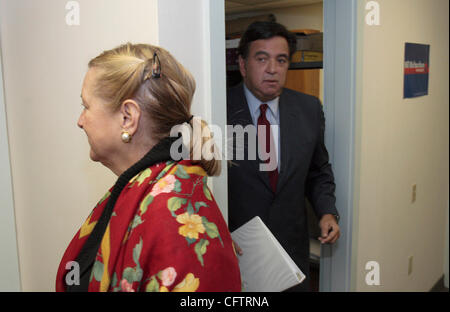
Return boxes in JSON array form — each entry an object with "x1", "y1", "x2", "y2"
[{"x1": 151, "y1": 52, "x2": 161, "y2": 78}]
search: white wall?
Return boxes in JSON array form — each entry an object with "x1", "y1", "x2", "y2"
[
  {"x1": 354, "y1": 0, "x2": 449, "y2": 291},
  {"x1": 0, "y1": 0, "x2": 225, "y2": 292},
  {"x1": 0, "y1": 0, "x2": 159, "y2": 291}
]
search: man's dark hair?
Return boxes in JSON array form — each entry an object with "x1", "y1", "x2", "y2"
[{"x1": 238, "y1": 21, "x2": 297, "y2": 59}]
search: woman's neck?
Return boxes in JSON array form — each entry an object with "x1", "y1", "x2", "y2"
[{"x1": 108, "y1": 141, "x2": 156, "y2": 176}]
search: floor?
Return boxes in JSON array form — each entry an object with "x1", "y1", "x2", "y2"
[
  {"x1": 430, "y1": 277, "x2": 449, "y2": 292},
  {"x1": 309, "y1": 263, "x2": 448, "y2": 292},
  {"x1": 309, "y1": 261, "x2": 320, "y2": 292}
]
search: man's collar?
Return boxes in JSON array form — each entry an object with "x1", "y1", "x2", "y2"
[{"x1": 243, "y1": 84, "x2": 280, "y2": 118}]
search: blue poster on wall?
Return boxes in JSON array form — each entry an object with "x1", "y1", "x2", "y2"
[{"x1": 404, "y1": 43, "x2": 430, "y2": 98}]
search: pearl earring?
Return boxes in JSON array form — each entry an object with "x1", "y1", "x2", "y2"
[{"x1": 121, "y1": 131, "x2": 132, "y2": 143}]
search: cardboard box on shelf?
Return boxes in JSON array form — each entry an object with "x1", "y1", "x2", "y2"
[
  {"x1": 291, "y1": 51, "x2": 323, "y2": 63},
  {"x1": 291, "y1": 50, "x2": 303, "y2": 63},
  {"x1": 302, "y1": 51, "x2": 323, "y2": 62},
  {"x1": 296, "y1": 33, "x2": 323, "y2": 52}
]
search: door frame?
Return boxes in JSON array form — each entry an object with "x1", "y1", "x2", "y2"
[
  {"x1": 0, "y1": 38, "x2": 22, "y2": 291},
  {"x1": 158, "y1": 0, "x2": 228, "y2": 221},
  {"x1": 320, "y1": 0, "x2": 359, "y2": 292}
]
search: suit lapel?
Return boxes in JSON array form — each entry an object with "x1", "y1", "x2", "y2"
[
  {"x1": 228, "y1": 84, "x2": 253, "y2": 128},
  {"x1": 277, "y1": 90, "x2": 298, "y2": 193}
]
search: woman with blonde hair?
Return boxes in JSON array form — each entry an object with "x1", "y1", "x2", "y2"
[{"x1": 55, "y1": 43, "x2": 241, "y2": 292}]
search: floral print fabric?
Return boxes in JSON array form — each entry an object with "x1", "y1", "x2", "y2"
[{"x1": 56, "y1": 160, "x2": 241, "y2": 292}]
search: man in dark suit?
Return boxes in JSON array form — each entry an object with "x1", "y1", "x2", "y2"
[{"x1": 227, "y1": 21, "x2": 340, "y2": 292}]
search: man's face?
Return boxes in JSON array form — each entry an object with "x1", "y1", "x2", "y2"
[{"x1": 239, "y1": 36, "x2": 290, "y2": 102}]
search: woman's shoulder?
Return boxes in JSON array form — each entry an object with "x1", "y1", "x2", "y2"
[
  {"x1": 127, "y1": 160, "x2": 214, "y2": 216},
  {"x1": 131, "y1": 160, "x2": 225, "y2": 233},
  {"x1": 116, "y1": 160, "x2": 240, "y2": 292},
  {"x1": 129, "y1": 160, "x2": 207, "y2": 185}
]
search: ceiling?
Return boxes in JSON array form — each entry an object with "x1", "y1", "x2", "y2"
[{"x1": 225, "y1": 0, "x2": 323, "y2": 14}]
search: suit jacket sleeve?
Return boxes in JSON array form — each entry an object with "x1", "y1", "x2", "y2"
[{"x1": 305, "y1": 98, "x2": 339, "y2": 220}]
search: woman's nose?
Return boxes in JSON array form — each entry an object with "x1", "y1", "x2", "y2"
[{"x1": 77, "y1": 113, "x2": 84, "y2": 129}]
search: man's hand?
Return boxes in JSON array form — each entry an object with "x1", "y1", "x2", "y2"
[{"x1": 318, "y1": 214, "x2": 340, "y2": 244}]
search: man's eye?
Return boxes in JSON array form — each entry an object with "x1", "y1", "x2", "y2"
[
  {"x1": 257, "y1": 57, "x2": 267, "y2": 63},
  {"x1": 278, "y1": 58, "x2": 287, "y2": 64}
]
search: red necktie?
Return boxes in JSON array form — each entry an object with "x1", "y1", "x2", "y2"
[{"x1": 257, "y1": 104, "x2": 278, "y2": 193}]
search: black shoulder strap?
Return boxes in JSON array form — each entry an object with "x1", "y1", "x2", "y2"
[{"x1": 66, "y1": 136, "x2": 178, "y2": 292}]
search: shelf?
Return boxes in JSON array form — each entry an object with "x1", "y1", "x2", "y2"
[
  {"x1": 226, "y1": 61, "x2": 323, "y2": 72},
  {"x1": 226, "y1": 64, "x2": 239, "y2": 72},
  {"x1": 289, "y1": 61, "x2": 323, "y2": 70}
]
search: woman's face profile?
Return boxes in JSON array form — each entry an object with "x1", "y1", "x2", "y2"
[{"x1": 78, "y1": 68, "x2": 121, "y2": 165}]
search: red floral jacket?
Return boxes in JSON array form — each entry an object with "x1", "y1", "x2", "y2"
[{"x1": 56, "y1": 160, "x2": 241, "y2": 292}]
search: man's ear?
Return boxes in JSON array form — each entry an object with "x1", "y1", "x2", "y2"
[
  {"x1": 119, "y1": 99, "x2": 141, "y2": 136},
  {"x1": 238, "y1": 55, "x2": 247, "y2": 79}
]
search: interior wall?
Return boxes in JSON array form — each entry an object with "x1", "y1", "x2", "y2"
[
  {"x1": 268, "y1": 2, "x2": 323, "y2": 31},
  {"x1": 0, "y1": 0, "x2": 159, "y2": 291},
  {"x1": 354, "y1": 0, "x2": 449, "y2": 291}
]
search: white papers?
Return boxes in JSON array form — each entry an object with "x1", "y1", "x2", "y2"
[
  {"x1": 231, "y1": 216, "x2": 305, "y2": 292},
  {"x1": 226, "y1": 38, "x2": 240, "y2": 49}
]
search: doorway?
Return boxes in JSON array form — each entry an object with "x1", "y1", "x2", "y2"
[
  {"x1": 223, "y1": 0, "x2": 357, "y2": 292},
  {"x1": 225, "y1": 0, "x2": 325, "y2": 292}
]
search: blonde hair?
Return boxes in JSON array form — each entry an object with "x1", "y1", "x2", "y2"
[{"x1": 88, "y1": 43, "x2": 220, "y2": 176}]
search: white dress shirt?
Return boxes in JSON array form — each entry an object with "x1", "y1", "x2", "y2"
[{"x1": 243, "y1": 84, "x2": 281, "y2": 172}]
